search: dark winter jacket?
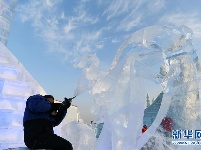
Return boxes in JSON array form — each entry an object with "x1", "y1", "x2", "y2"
[
  {"x1": 23, "y1": 94, "x2": 67, "y2": 148},
  {"x1": 23, "y1": 94, "x2": 67, "y2": 127}
]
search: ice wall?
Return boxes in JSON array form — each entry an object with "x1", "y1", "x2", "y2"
[
  {"x1": 0, "y1": 1, "x2": 48, "y2": 149},
  {"x1": 0, "y1": 34, "x2": 81, "y2": 149},
  {"x1": 0, "y1": 1, "x2": 49, "y2": 148},
  {"x1": 0, "y1": 42, "x2": 46, "y2": 149},
  {"x1": 0, "y1": 0, "x2": 17, "y2": 46},
  {"x1": 75, "y1": 25, "x2": 201, "y2": 150}
]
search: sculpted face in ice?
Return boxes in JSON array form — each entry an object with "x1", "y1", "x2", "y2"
[{"x1": 74, "y1": 25, "x2": 201, "y2": 150}]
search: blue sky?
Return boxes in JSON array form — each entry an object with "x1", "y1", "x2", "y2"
[{"x1": 7, "y1": 0, "x2": 201, "y2": 123}]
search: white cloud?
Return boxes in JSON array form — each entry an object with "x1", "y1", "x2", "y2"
[
  {"x1": 16, "y1": 0, "x2": 168, "y2": 63},
  {"x1": 17, "y1": 0, "x2": 102, "y2": 63},
  {"x1": 112, "y1": 39, "x2": 120, "y2": 43},
  {"x1": 147, "y1": 0, "x2": 165, "y2": 13},
  {"x1": 159, "y1": 12, "x2": 201, "y2": 38},
  {"x1": 104, "y1": 0, "x2": 165, "y2": 21},
  {"x1": 72, "y1": 4, "x2": 99, "y2": 25},
  {"x1": 96, "y1": 44, "x2": 104, "y2": 49},
  {"x1": 104, "y1": 0, "x2": 165, "y2": 32},
  {"x1": 64, "y1": 19, "x2": 77, "y2": 33},
  {"x1": 45, "y1": 0, "x2": 57, "y2": 7},
  {"x1": 118, "y1": 14, "x2": 142, "y2": 31},
  {"x1": 74, "y1": 30, "x2": 102, "y2": 54},
  {"x1": 104, "y1": 0, "x2": 139, "y2": 20}
]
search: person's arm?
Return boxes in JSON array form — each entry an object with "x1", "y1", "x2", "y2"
[
  {"x1": 53, "y1": 108, "x2": 67, "y2": 126},
  {"x1": 53, "y1": 97, "x2": 72, "y2": 126},
  {"x1": 28, "y1": 95, "x2": 51, "y2": 112}
]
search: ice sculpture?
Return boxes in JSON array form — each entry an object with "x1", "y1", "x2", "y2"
[
  {"x1": 75, "y1": 25, "x2": 201, "y2": 150},
  {"x1": 0, "y1": 0, "x2": 17, "y2": 46},
  {"x1": 0, "y1": 0, "x2": 48, "y2": 149},
  {"x1": 61, "y1": 121, "x2": 96, "y2": 150},
  {"x1": 0, "y1": 42, "x2": 47, "y2": 149},
  {"x1": 0, "y1": 1, "x2": 82, "y2": 149}
]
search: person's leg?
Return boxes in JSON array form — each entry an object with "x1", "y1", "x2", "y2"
[{"x1": 33, "y1": 134, "x2": 73, "y2": 150}]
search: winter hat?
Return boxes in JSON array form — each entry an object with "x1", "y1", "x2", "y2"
[{"x1": 44, "y1": 95, "x2": 54, "y2": 100}]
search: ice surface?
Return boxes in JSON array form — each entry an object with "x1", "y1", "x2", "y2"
[
  {"x1": 0, "y1": 41, "x2": 47, "y2": 149},
  {"x1": 0, "y1": 1, "x2": 81, "y2": 149},
  {"x1": 74, "y1": 54, "x2": 107, "y2": 96},
  {"x1": 0, "y1": 0, "x2": 17, "y2": 46},
  {"x1": 1, "y1": 24, "x2": 200, "y2": 149},
  {"x1": 61, "y1": 121, "x2": 96, "y2": 150},
  {"x1": 1, "y1": 3, "x2": 201, "y2": 148},
  {"x1": 74, "y1": 25, "x2": 201, "y2": 150},
  {"x1": 0, "y1": 39, "x2": 83, "y2": 149}
]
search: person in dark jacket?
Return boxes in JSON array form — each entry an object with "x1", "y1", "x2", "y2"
[{"x1": 23, "y1": 94, "x2": 73, "y2": 150}]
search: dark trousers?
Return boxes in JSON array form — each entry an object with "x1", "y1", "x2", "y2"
[
  {"x1": 24, "y1": 119, "x2": 73, "y2": 150},
  {"x1": 32, "y1": 133, "x2": 73, "y2": 150}
]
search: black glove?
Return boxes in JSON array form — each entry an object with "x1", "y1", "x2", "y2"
[{"x1": 61, "y1": 97, "x2": 72, "y2": 109}]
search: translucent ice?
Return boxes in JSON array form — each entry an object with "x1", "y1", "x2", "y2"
[
  {"x1": 74, "y1": 54, "x2": 107, "y2": 96},
  {"x1": 0, "y1": 40, "x2": 82, "y2": 149},
  {"x1": 61, "y1": 121, "x2": 96, "y2": 150},
  {"x1": 0, "y1": 41, "x2": 47, "y2": 149},
  {"x1": 0, "y1": 0, "x2": 17, "y2": 46},
  {"x1": 74, "y1": 25, "x2": 201, "y2": 150}
]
